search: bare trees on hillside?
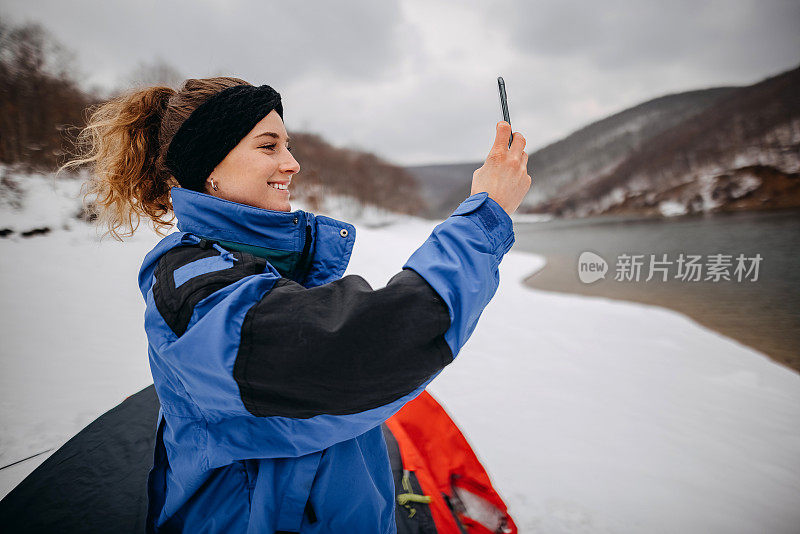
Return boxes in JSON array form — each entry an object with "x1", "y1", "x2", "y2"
[{"x1": 0, "y1": 19, "x2": 96, "y2": 170}]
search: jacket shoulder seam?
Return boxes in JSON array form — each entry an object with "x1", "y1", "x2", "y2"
[{"x1": 153, "y1": 243, "x2": 267, "y2": 337}]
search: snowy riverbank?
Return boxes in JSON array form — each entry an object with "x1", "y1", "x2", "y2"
[{"x1": 1, "y1": 175, "x2": 798, "y2": 533}]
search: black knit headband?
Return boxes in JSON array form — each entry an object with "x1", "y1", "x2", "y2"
[{"x1": 165, "y1": 84, "x2": 284, "y2": 192}]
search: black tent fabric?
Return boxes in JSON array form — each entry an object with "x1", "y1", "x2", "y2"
[
  {"x1": 0, "y1": 386, "x2": 437, "y2": 534},
  {"x1": 0, "y1": 385, "x2": 159, "y2": 533}
]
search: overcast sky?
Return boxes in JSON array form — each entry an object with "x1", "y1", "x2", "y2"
[{"x1": 3, "y1": 0, "x2": 799, "y2": 165}]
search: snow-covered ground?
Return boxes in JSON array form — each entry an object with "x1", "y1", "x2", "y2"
[{"x1": 1, "y1": 173, "x2": 799, "y2": 533}]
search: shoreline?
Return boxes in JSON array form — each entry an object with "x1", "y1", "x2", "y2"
[{"x1": 522, "y1": 254, "x2": 800, "y2": 375}]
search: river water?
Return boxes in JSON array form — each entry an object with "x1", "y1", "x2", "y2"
[{"x1": 513, "y1": 208, "x2": 800, "y2": 373}]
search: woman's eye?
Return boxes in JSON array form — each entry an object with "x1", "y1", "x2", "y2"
[{"x1": 259, "y1": 144, "x2": 292, "y2": 152}]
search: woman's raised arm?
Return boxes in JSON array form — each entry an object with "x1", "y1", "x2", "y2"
[{"x1": 142, "y1": 122, "x2": 529, "y2": 464}]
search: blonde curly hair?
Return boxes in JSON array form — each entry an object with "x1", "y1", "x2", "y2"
[{"x1": 60, "y1": 76, "x2": 249, "y2": 240}]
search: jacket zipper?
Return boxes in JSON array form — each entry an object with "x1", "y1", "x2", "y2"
[{"x1": 293, "y1": 223, "x2": 313, "y2": 282}]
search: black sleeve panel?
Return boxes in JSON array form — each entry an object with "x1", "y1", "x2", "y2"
[
  {"x1": 234, "y1": 268, "x2": 454, "y2": 418},
  {"x1": 153, "y1": 242, "x2": 267, "y2": 337}
]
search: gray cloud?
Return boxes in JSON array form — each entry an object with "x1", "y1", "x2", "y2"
[
  {"x1": 2, "y1": 0, "x2": 798, "y2": 165},
  {"x1": 497, "y1": 0, "x2": 800, "y2": 75},
  {"x1": 2, "y1": 0, "x2": 406, "y2": 86}
]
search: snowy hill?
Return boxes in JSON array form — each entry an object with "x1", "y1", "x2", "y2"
[
  {"x1": 405, "y1": 86, "x2": 737, "y2": 219},
  {"x1": 537, "y1": 66, "x2": 800, "y2": 218},
  {"x1": 407, "y1": 66, "x2": 800, "y2": 221},
  {"x1": 520, "y1": 86, "x2": 739, "y2": 209},
  {"x1": 1, "y1": 173, "x2": 799, "y2": 533}
]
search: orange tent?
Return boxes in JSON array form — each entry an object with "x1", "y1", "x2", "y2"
[{"x1": 385, "y1": 391, "x2": 517, "y2": 534}]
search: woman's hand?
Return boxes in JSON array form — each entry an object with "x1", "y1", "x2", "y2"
[{"x1": 470, "y1": 121, "x2": 532, "y2": 216}]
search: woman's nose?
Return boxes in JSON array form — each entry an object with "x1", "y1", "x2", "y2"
[{"x1": 281, "y1": 149, "x2": 300, "y2": 174}]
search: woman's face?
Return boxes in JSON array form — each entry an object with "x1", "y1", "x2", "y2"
[{"x1": 205, "y1": 109, "x2": 300, "y2": 212}]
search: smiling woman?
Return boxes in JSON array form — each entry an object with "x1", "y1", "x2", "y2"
[
  {"x1": 56, "y1": 76, "x2": 528, "y2": 533},
  {"x1": 205, "y1": 112, "x2": 300, "y2": 212}
]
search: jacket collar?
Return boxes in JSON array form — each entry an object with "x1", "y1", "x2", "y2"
[{"x1": 168, "y1": 186, "x2": 356, "y2": 287}]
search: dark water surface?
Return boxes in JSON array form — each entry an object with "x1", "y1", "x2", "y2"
[{"x1": 513, "y1": 209, "x2": 800, "y2": 373}]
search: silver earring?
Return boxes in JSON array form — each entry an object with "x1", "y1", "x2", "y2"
[{"x1": 211, "y1": 179, "x2": 219, "y2": 191}]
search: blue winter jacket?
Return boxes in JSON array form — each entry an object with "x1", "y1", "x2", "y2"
[{"x1": 138, "y1": 186, "x2": 515, "y2": 533}]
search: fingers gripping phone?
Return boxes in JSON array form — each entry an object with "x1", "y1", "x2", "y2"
[{"x1": 497, "y1": 76, "x2": 513, "y2": 149}]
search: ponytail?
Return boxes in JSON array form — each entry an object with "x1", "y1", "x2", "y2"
[{"x1": 61, "y1": 76, "x2": 250, "y2": 240}]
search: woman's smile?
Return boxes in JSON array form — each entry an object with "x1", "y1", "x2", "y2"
[
  {"x1": 205, "y1": 110, "x2": 300, "y2": 212},
  {"x1": 267, "y1": 181, "x2": 290, "y2": 195}
]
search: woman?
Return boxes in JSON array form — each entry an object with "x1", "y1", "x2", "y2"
[{"x1": 70, "y1": 77, "x2": 530, "y2": 533}]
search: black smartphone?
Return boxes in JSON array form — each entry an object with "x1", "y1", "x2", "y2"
[{"x1": 497, "y1": 76, "x2": 513, "y2": 149}]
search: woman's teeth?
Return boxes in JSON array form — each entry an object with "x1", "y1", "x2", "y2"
[{"x1": 269, "y1": 183, "x2": 288, "y2": 190}]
